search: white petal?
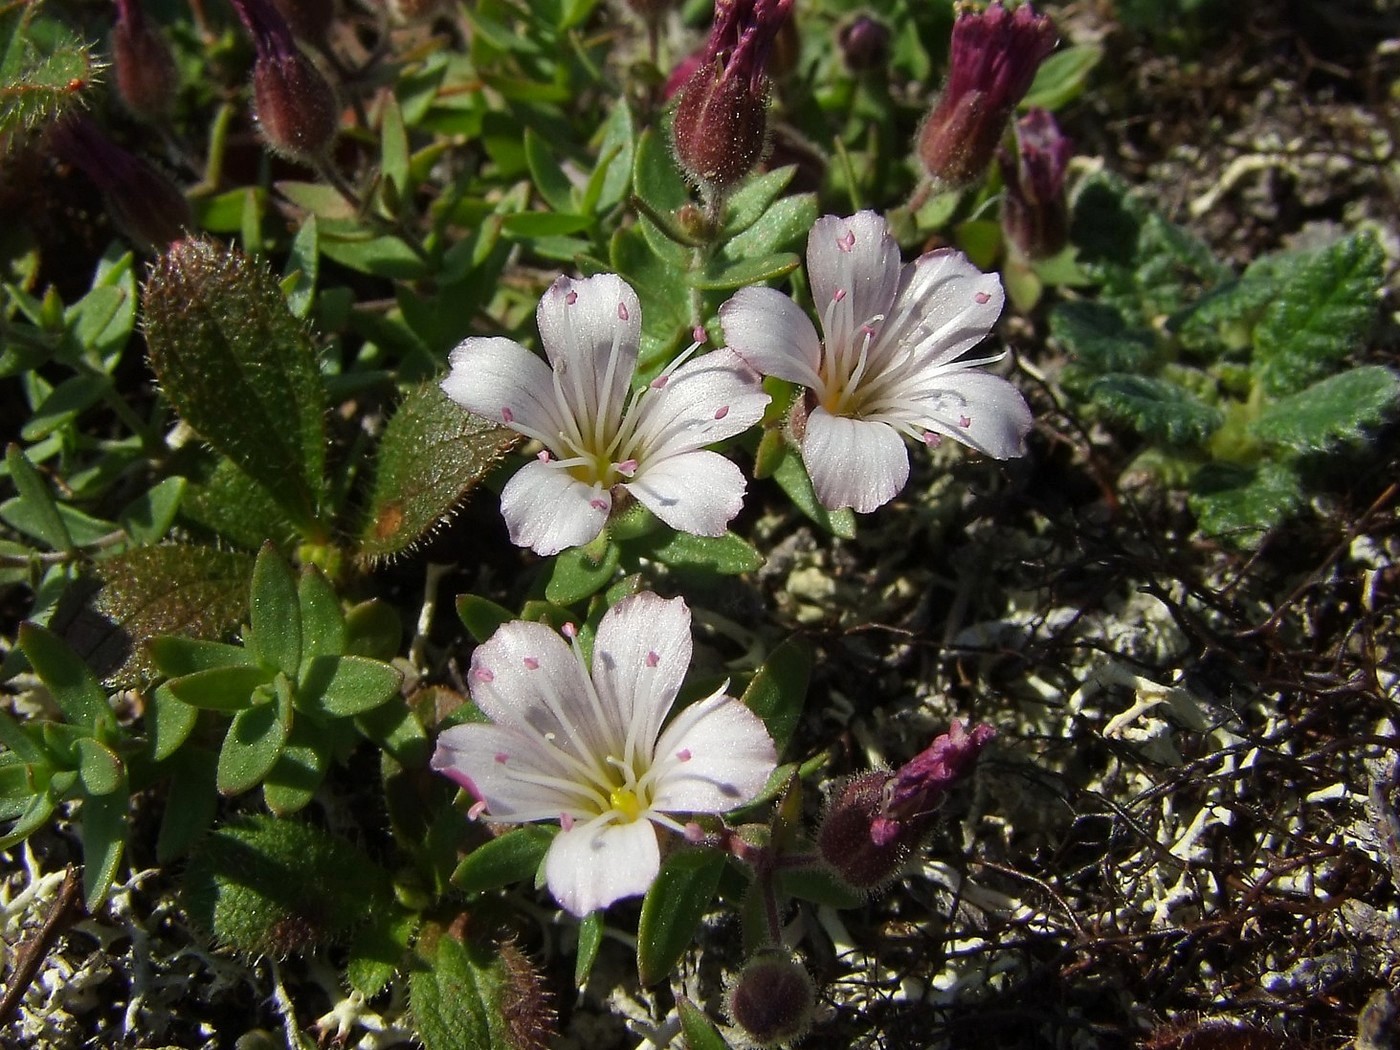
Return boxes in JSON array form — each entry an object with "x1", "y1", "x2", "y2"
[
  {"x1": 884, "y1": 249, "x2": 1004, "y2": 367},
  {"x1": 719, "y1": 287, "x2": 823, "y2": 388},
  {"x1": 650, "y1": 692, "x2": 777, "y2": 814},
  {"x1": 806, "y1": 211, "x2": 902, "y2": 352},
  {"x1": 535, "y1": 274, "x2": 640, "y2": 435},
  {"x1": 625, "y1": 450, "x2": 748, "y2": 538},
  {"x1": 629, "y1": 349, "x2": 769, "y2": 462},
  {"x1": 801, "y1": 407, "x2": 910, "y2": 513},
  {"x1": 917, "y1": 370, "x2": 1033, "y2": 459},
  {"x1": 431, "y1": 723, "x2": 590, "y2": 821},
  {"x1": 545, "y1": 817, "x2": 660, "y2": 916},
  {"x1": 591, "y1": 593, "x2": 691, "y2": 757},
  {"x1": 442, "y1": 336, "x2": 569, "y2": 441},
  {"x1": 467, "y1": 618, "x2": 618, "y2": 761},
  {"x1": 498, "y1": 459, "x2": 610, "y2": 556}
]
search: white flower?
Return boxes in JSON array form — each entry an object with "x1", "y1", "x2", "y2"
[
  {"x1": 441, "y1": 273, "x2": 769, "y2": 555},
  {"x1": 719, "y1": 210, "x2": 1033, "y2": 513},
  {"x1": 431, "y1": 592, "x2": 777, "y2": 917}
]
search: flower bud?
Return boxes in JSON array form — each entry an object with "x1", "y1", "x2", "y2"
[
  {"x1": 670, "y1": 0, "x2": 794, "y2": 195},
  {"x1": 47, "y1": 115, "x2": 192, "y2": 252},
  {"x1": 230, "y1": 0, "x2": 339, "y2": 163},
  {"x1": 838, "y1": 15, "x2": 891, "y2": 74},
  {"x1": 998, "y1": 107, "x2": 1073, "y2": 260},
  {"x1": 111, "y1": 0, "x2": 178, "y2": 122},
  {"x1": 916, "y1": 2, "x2": 1056, "y2": 191},
  {"x1": 725, "y1": 950, "x2": 815, "y2": 1047},
  {"x1": 817, "y1": 721, "x2": 995, "y2": 891}
]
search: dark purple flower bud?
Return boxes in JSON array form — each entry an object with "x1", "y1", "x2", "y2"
[
  {"x1": 670, "y1": 0, "x2": 795, "y2": 195},
  {"x1": 47, "y1": 115, "x2": 192, "y2": 252},
  {"x1": 725, "y1": 950, "x2": 815, "y2": 1047},
  {"x1": 817, "y1": 721, "x2": 996, "y2": 890},
  {"x1": 999, "y1": 107, "x2": 1073, "y2": 259},
  {"x1": 111, "y1": 0, "x2": 179, "y2": 122},
  {"x1": 838, "y1": 14, "x2": 891, "y2": 74},
  {"x1": 916, "y1": 2, "x2": 1056, "y2": 191},
  {"x1": 228, "y1": 0, "x2": 339, "y2": 163}
]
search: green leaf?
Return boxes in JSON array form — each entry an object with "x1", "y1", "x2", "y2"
[
  {"x1": 76, "y1": 737, "x2": 123, "y2": 796},
  {"x1": 410, "y1": 934, "x2": 507, "y2": 1050},
  {"x1": 17, "y1": 622, "x2": 112, "y2": 731},
  {"x1": 20, "y1": 373, "x2": 108, "y2": 441},
  {"x1": 588, "y1": 99, "x2": 635, "y2": 214},
  {"x1": 0, "y1": 792, "x2": 56, "y2": 851},
  {"x1": 770, "y1": 441, "x2": 857, "y2": 539},
  {"x1": 216, "y1": 698, "x2": 289, "y2": 795},
  {"x1": 628, "y1": 530, "x2": 763, "y2": 576},
  {"x1": 146, "y1": 683, "x2": 199, "y2": 762},
  {"x1": 721, "y1": 166, "x2": 796, "y2": 239},
  {"x1": 525, "y1": 127, "x2": 575, "y2": 212},
  {"x1": 4, "y1": 443, "x2": 72, "y2": 552},
  {"x1": 299, "y1": 654, "x2": 402, "y2": 718},
  {"x1": 740, "y1": 637, "x2": 811, "y2": 756},
  {"x1": 690, "y1": 253, "x2": 801, "y2": 292},
  {"x1": 544, "y1": 538, "x2": 620, "y2": 605},
  {"x1": 79, "y1": 772, "x2": 128, "y2": 910},
  {"x1": 119, "y1": 477, "x2": 186, "y2": 546},
  {"x1": 1188, "y1": 460, "x2": 1304, "y2": 543},
  {"x1": 347, "y1": 904, "x2": 419, "y2": 999},
  {"x1": 451, "y1": 825, "x2": 557, "y2": 895},
  {"x1": 574, "y1": 910, "x2": 603, "y2": 987},
  {"x1": 164, "y1": 665, "x2": 270, "y2": 712},
  {"x1": 380, "y1": 94, "x2": 410, "y2": 202},
  {"x1": 156, "y1": 749, "x2": 217, "y2": 862},
  {"x1": 632, "y1": 127, "x2": 688, "y2": 214},
  {"x1": 1250, "y1": 366, "x2": 1400, "y2": 454},
  {"x1": 262, "y1": 728, "x2": 331, "y2": 816},
  {"x1": 0, "y1": 0, "x2": 95, "y2": 136},
  {"x1": 778, "y1": 865, "x2": 865, "y2": 909},
  {"x1": 344, "y1": 600, "x2": 401, "y2": 662},
  {"x1": 1021, "y1": 43, "x2": 1103, "y2": 110},
  {"x1": 319, "y1": 231, "x2": 430, "y2": 279},
  {"x1": 296, "y1": 565, "x2": 346, "y2": 664},
  {"x1": 721, "y1": 193, "x2": 819, "y2": 261},
  {"x1": 283, "y1": 215, "x2": 319, "y2": 319},
  {"x1": 1049, "y1": 301, "x2": 1155, "y2": 374},
  {"x1": 355, "y1": 698, "x2": 429, "y2": 767},
  {"x1": 182, "y1": 456, "x2": 300, "y2": 551},
  {"x1": 248, "y1": 542, "x2": 301, "y2": 676},
  {"x1": 1090, "y1": 374, "x2": 1222, "y2": 446},
  {"x1": 677, "y1": 997, "x2": 731, "y2": 1050},
  {"x1": 1252, "y1": 234, "x2": 1384, "y2": 397},
  {"x1": 148, "y1": 637, "x2": 258, "y2": 677},
  {"x1": 455, "y1": 594, "x2": 515, "y2": 644},
  {"x1": 636, "y1": 848, "x2": 726, "y2": 986},
  {"x1": 357, "y1": 383, "x2": 520, "y2": 563},
  {"x1": 143, "y1": 238, "x2": 328, "y2": 533}
]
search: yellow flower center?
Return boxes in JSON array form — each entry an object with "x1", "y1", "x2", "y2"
[{"x1": 609, "y1": 786, "x2": 644, "y2": 823}]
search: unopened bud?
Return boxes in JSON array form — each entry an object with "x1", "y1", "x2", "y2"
[
  {"x1": 111, "y1": 0, "x2": 178, "y2": 121},
  {"x1": 838, "y1": 15, "x2": 891, "y2": 74},
  {"x1": 999, "y1": 108, "x2": 1072, "y2": 260},
  {"x1": 230, "y1": 0, "x2": 339, "y2": 163},
  {"x1": 725, "y1": 951, "x2": 815, "y2": 1047},
  {"x1": 817, "y1": 721, "x2": 995, "y2": 890},
  {"x1": 916, "y1": 2, "x2": 1056, "y2": 191},
  {"x1": 47, "y1": 115, "x2": 192, "y2": 252}
]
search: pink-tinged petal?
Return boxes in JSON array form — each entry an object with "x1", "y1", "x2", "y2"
[
  {"x1": 467, "y1": 619, "x2": 618, "y2": 760},
  {"x1": 885, "y1": 249, "x2": 1004, "y2": 367},
  {"x1": 592, "y1": 593, "x2": 692, "y2": 755},
  {"x1": 650, "y1": 692, "x2": 777, "y2": 814},
  {"x1": 801, "y1": 407, "x2": 910, "y2": 513},
  {"x1": 916, "y1": 370, "x2": 1033, "y2": 459},
  {"x1": 498, "y1": 459, "x2": 610, "y2": 556},
  {"x1": 432, "y1": 723, "x2": 593, "y2": 821},
  {"x1": 719, "y1": 287, "x2": 823, "y2": 389},
  {"x1": 806, "y1": 211, "x2": 901, "y2": 350},
  {"x1": 545, "y1": 817, "x2": 661, "y2": 916},
  {"x1": 442, "y1": 336, "x2": 570, "y2": 441},
  {"x1": 535, "y1": 274, "x2": 640, "y2": 434},
  {"x1": 629, "y1": 349, "x2": 769, "y2": 461},
  {"x1": 625, "y1": 450, "x2": 747, "y2": 539}
]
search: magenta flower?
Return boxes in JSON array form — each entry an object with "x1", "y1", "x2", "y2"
[
  {"x1": 432, "y1": 593, "x2": 777, "y2": 916},
  {"x1": 719, "y1": 211, "x2": 1033, "y2": 513}
]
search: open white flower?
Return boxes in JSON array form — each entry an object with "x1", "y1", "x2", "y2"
[
  {"x1": 441, "y1": 273, "x2": 769, "y2": 555},
  {"x1": 431, "y1": 592, "x2": 777, "y2": 917},
  {"x1": 719, "y1": 210, "x2": 1033, "y2": 513}
]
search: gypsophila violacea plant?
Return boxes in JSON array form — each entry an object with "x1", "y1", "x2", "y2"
[{"x1": 721, "y1": 210, "x2": 1033, "y2": 512}]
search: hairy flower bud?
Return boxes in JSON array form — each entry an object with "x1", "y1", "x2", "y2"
[
  {"x1": 230, "y1": 0, "x2": 339, "y2": 162},
  {"x1": 670, "y1": 0, "x2": 794, "y2": 195},
  {"x1": 999, "y1": 107, "x2": 1073, "y2": 260},
  {"x1": 111, "y1": 0, "x2": 178, "y2": 121},
  {"x1": 47, "y1": 115, "x2": 192, "y2": 252},
  {"x1": 725, "y1": 951, "x2": 815, "y2": 1047},
  {"x1": 838, "y1": 15, "x2": 891, "y2": 74},
  {"x1": 916, "y1": 2, "x2": 1056, "y2": 191},
  {"x1": 817, "y1": 721, "x2": 996, "y2": 890}
]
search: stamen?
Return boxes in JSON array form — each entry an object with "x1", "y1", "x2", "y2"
[
  {"x1": 837, "y1": 229, "x2": 856, "y2": 252},
  {"x1": 650, "y1": 375, "x2": 669, "y2": 390},
  {"x1": 974, "y1": 291, "x2": 991, "y2": 305},
  {"x1": 560, "y1": 812, "x2": 575, "y2": 831},
  {"x1": 692, "y1": 325, "x2": 707, "y2": 343},
  {"x1": 615, "y1": 458, "x2": 638, "y2": 477},
  {"x1": 494, "y1": 752, "x2": 509, "y2": 763},
  {"x1": 523, "y1": 656, "x2": 539, "y2": 670},
  {"x1": 959, "y1": 415, "x2": 972, "y2": 428},
  {"x1": 537, "y1": 450, "x2": 551, "y2": 462},
  {"x1": 501, "y1": 407, "x2": 514, "y2": 423},
  {"x1": 833, "y1": 287, "x2": 847, "y2": 302},
  {"x1": 467, "y1": 800, "x2": 488, "y2": 820},
  {"x1": 617, "y1": 302, "x2": 630, "y2": 321},
  {"x1": 589, "y1": 497, "x2": 608, "y2": 511},
  {"x1": 714, "y1": 405, "x2": 729, "y2": 420},
  {"x1": 646, "y1": 651, "x2": 660, "y2": 668},
  {"x1": 561, "y1": 623, "x2": 578, "y2": 640},
  {"x1": 923, "y1": 432, "x2": 943, "y2": 447},
  {"x1": 565, "y1": 290, "x2": 578, "y2": 305},
  {"x1": 474, "y1": 668, "x2": 495, "y2": 683},
  {"x1": 676, "y1": 749, "x2": 692, "y2": 761}
]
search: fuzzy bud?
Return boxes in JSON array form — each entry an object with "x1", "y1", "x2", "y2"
[
  {"x1": 725, "y1": 951, "x2": 815, "y2": 1047},
  {"x1": 838, "y1": 15, "x2": 891, "y2": 74},
  {"x1": 916, "y1": 2, "x2": 1056, "y2": 191},
  {"x1": 670, "y1": 0, "x2": 794, "y2": 195},
  {"x1": 230, "y1": 0, "x2": 339, "y2": 162},
  {"x1": 47, "y1": 115, "x2": 192, "y2": 252},
  {"x1": 817, "y1": 721, "x2": 996, "y2": 890},
  {"x1": 111, "y1": 0, "x2": 178, "y2": 121},
  {"x1": 998, "y1": 107, "x2": 1072, "y2": 260}
]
